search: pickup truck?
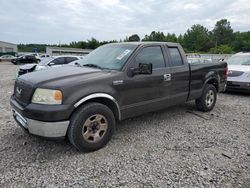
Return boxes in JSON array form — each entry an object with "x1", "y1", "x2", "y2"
[{"x1": 10, "y1": 42, "x2": 228, "y2": 152}]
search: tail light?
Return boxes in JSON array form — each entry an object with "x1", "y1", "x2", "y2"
[{"x1": 225, "y1": 64, "x2": 228, "y2": 80}]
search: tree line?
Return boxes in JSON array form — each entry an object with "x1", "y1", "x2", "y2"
[{"x1": 18, "y1": 19, "x2": 250, "y2": 54}]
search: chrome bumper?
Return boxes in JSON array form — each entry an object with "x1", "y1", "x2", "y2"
[{"x1": 13, "y1": 110, "x2": 69, "y2": 138}]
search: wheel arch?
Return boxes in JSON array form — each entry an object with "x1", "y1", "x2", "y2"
[
  {"x1": 73, "y1": 93, "x2": 121, "y2": 121},
  {"x1": 203, "y1": 72, "x2": 219, "y2": 92}
]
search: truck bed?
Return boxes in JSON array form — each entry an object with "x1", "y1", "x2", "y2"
[{"x1": 188, "y1": 62, "x2": 227, "y2": 101}]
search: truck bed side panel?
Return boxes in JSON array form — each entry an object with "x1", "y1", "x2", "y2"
[{"x1": 188, "y1": 62, "x2": 227, "y2": 101}]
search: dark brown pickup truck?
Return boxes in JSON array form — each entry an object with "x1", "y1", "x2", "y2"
[{"x1": 10, "y1": 42, "x2": 228, "y2": 152}]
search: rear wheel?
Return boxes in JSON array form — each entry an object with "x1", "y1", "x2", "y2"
[
  {"x1": 196, "y1": 84, "x2": 217, "y2": 112},
  {"x1": 68, "y1": 102, "x2": 115, "y2": 152}
]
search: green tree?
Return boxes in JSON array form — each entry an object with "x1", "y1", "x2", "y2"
[
  {"x1": 17, "y1": 44, "x2": 49, "y2": 52},
  {"x1": 142, "y1": 34, "x2": 149, "y2": 41},
  {"x1": 142, "y1": 31, "x2": 165, "y2": 41},
  {"x1": 177, "y1": 34, "x2": 184, "y2": 46},
  {"x1": 165, "y1": 33, "x2": 177, "y2": 42},
  {"x1": 183, "y1": 24, "x2": 210, "y2": 52},
  {"x1": 86, "y1": 38, "x2": 100, "y2": 49},
  {"x1": 128, "y1": 34, "x2": 140, "y2": 41},
  {"x1": 232, "y1": 31, "x2": 250, "y2": 52},
  {"x1": 210, "y1": 45, "x2": 234, "y2": 54},
  {"x1": 212, "y1": 19, "x2": 234, "y2": 46}
]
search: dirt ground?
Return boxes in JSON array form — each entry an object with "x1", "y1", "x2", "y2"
[{"x1": 0, "y1": 61, "x2": 249, "y2": 187}]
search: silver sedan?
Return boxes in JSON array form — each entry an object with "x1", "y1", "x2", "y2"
[{"x1": 226, "y1": 53, "x2": 250, "y2": 93}]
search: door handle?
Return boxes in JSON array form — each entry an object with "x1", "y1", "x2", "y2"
[{"x1": 163, "y1": 74, "x2": 171, "y2": 81}]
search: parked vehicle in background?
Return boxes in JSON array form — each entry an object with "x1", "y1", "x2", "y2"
[
  {"x1": 40, "y1": 54, "x2": 50, "y2": 58},
  {"x1": 0, "y1": 55, "x2": 16, "y2": 62},
  {"x1": 18, "y1": 55, "x2": 83, "y2": 76},
  {"x1": 11, "y1": 55, "x2": 39, "y2": 65},
  {"x1": 11, "y1": 42, "x2": 228, "y2": 152},
  {"x1": 187, "y1": 53, "x2": 212, "y2": 64},
  {"x1": 188, "y1": 58, "x2": 212, "y2": 64},
  {"x1": 226, "y1": 52, "x2": 250, "y2": 93}
]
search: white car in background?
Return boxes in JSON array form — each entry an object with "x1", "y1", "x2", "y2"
[
  {"x1": 226, "y1": 52, "x2": 250, "y2": 93},
  {"x1": 0, "y1": 55, "x2": 16, "y2": 61},
  {"x1": 39, "y1": 54, "x2": 51, "y2": 58},
  {"x1": 18, "y1": 55, "x2": 84, "y2": 76}
]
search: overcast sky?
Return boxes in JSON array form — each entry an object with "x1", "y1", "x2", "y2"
[{"x1": 0, "y1": 0, "x2": 250, "y2": 44}]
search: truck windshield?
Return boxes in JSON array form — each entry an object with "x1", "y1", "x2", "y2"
[
  {"x1": 228, "y1": 55, "x2": 250, "y2": 66},
  {"x1": 77, "y1": 44, "x2": 138, "y2": 70}
]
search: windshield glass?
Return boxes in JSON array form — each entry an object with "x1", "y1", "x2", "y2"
[
  {"x1": 77, "y1": 43, "x2": 138, "y2": 70},
  {"x1": 227, "y1": 55, "x2": 250, "y2": 66},
  {"x1": 39, "y1": 57, "x2": 54, "y2": 65}
]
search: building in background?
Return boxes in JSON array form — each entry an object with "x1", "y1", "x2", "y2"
[
  {"x1": 46, "y1": 46, "x2": 92, "y2": 56},
  {"x1": 0, "y1": 41, "x2": 18, "y2": 56}
]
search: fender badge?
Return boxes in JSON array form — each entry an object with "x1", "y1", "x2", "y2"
[{"x1": 16, "y1": 87, "x2": 22, "y2": 95}]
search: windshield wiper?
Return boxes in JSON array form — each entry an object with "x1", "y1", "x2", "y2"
[{"x1": 82, "y1": 64, "x2": 103, "y2": 69}]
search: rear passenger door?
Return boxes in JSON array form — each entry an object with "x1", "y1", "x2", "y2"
[{"x1": 166, "y1": 46, "x2": 190, "y2": 104}]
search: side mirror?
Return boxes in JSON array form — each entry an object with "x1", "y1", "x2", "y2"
[
  {"x1": 128, "y1": 63, "x2": 153, "y2": 77},
  {"x1": 138, "y1": 63, "x2": 152, "y2": 74}
]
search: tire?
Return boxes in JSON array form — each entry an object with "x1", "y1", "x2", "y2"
[
  {"x1": 196, "y1": 84, "x2": 217, "y2": 112},
  {"x1": 68, "y1": 102, "x2": 115, "y2": 152}
]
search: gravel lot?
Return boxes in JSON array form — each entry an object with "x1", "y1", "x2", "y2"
[{"x1": 0, "y1": 61, "x2": 249, "y2": 187}]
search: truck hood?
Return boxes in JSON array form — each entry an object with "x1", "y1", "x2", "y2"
[
  {"x1": 228, "y1": 65, "x2": 250, "y2": 72},
  {"x1": 18, "y1": 66, "x2": 110, "y2": 87}
]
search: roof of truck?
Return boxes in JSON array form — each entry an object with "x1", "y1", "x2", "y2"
[{"x1": 109, "y1": 42, "x2": 181, "y2": 46}]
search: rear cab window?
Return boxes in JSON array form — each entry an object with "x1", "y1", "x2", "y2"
[{"x1": 168, "y1": 47, "x2": 184, "y2": 67}]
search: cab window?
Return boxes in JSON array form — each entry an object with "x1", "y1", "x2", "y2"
[
  {"x1": 135, "y1": 46, "x2": 165, "y2": 69},
  {"x1": 168, "y1": 47, "x2": 183, "y2": 66}
]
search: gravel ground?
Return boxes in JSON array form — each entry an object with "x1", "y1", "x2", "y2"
[{"x1": 0, "y1": 61, "x2": 249, "y2": 187}]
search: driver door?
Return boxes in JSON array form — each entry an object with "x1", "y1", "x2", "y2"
[{"x1": 120, "y1": 45, "x2": 171, "y2": 119}]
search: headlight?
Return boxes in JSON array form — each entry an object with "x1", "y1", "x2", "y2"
[{"x1": 32, "y1": 88, "x2": 62, "y2": 105}]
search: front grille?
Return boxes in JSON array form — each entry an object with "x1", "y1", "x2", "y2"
[
  {"x1": 14, "y1": 80, "x2": 34, "y2": 106},
  {"x1": 228, "y1": 70, "x2": 244, "y2": 77}
]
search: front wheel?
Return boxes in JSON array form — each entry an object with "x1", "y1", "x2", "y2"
[
  {"x1": 68, "y1": 102, "x2": 115, "y2": 152},
  {"x1": 196, "y1": 84, "x2": 217, "y2": 112}
]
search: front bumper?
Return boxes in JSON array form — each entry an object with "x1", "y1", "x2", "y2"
[
  {"x1": 10, "y1": 96, "x2": 71, "y2": 138},
  {"x1": 12, "y1": 109, "x2": 69, "y2": 138},
  {"x1": 10, "y1": 95, "x2": 73, "y2": 122},
  {"x1": 226, "y1": 81, "x2": 250, "y2": 92}
]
